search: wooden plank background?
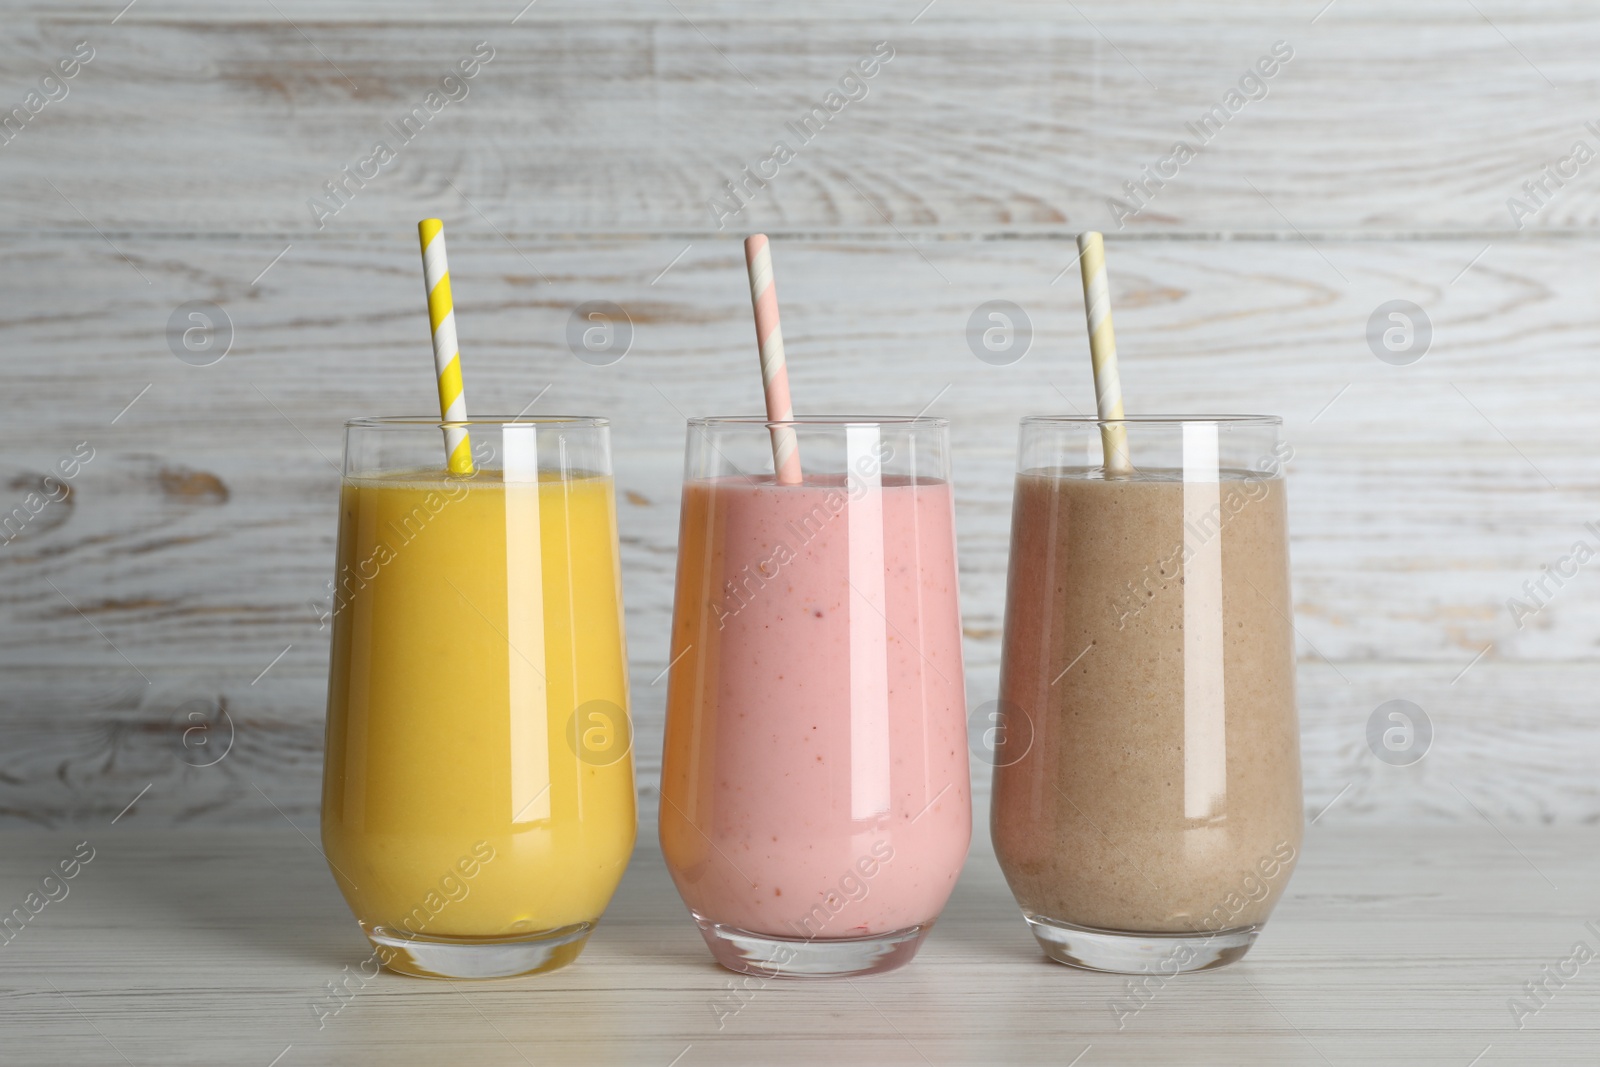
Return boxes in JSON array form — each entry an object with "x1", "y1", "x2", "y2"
[{"x1": 1, "y1": 1, "x2": 1595, "y2": 826}]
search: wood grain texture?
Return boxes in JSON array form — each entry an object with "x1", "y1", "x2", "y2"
[
  {"x1": 7, "y1": 659, "x2": 1598, "y2": 829},
  {"x1": 0, "y1": 826, "x2": 1595, "y2": 1065},
  {"x1": 0, "y1": 2, "x2": 1597, "y2": 236},
  {"x1": 0, "y1": 235, "x2": 1594, "y2": 824}
]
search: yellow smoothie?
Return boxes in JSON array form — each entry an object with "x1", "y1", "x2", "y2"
[{"x1": 322, "y1": 467, "x2": 636, "y2": 954}]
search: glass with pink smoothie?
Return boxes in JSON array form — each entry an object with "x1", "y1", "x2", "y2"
[{"x1": 659, "y1": 416, "x2": 970, "y2": 978}]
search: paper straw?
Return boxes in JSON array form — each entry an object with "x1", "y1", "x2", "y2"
[
  {"x1": 1076, "y1": 231, "x2": 1133, "y2": 477},
  {"x1": 743, "y1": 234, "x2": 803, "y2": 485},
  {"x1": 417, "y1": 219, "x2": 474, "y2": 475}
]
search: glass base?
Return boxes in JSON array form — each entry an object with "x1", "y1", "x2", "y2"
[
  {"x1": 1023, "y1": 913, "x2": 1259, "y2": 974},
  {"x1": 365, "y1": 922, "x2": 593, "y2": 979},
  {"x1": 693, "y1": 915, "x2": 931, "y2": 979}
]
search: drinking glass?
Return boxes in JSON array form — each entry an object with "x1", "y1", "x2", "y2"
[
  {"x1": 322, "y1": 416, "x2": 636, "y2": 978},
  {"x1": 991, "y1": 416, "x2": 1302, "y2": 973},
  {"x1": 659, "y1": 416, "x2": 971, "y2": 978}
]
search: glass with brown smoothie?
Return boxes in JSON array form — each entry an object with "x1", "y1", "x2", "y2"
[{"x1": 991, "y1": 415, "x2": 1303, "y2": 973}]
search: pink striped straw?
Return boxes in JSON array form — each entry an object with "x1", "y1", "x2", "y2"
[{"x1": 744, "y1": 234, "x2": 803, "y2": 485}]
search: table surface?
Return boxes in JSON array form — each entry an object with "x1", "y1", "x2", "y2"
[{"x1": 3, "y1": 823, "x2": 1594, "y2": 1066}]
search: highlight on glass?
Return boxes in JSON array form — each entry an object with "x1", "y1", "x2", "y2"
[
  {"x1": 659, "y1": 415, "x2": 971, "y2": 979},
  {"x1": 321, "y1": 416, "x2": 636, "y2": 979},
  {"x1": 991, "y1": 415, "x2": 1302, "y2": 973}
]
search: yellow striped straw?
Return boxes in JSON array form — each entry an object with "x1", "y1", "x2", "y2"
[
  {"x1": 418, "y1": 219, "x2": 474, "y2": 475},
  {"x1": 1076, "y1": 231, "x2": 1133, "y2": 477}
]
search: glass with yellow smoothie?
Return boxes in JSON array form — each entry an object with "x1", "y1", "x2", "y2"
[{"x1": 322, "y1": 416, "x2": 636, "y2": 978}]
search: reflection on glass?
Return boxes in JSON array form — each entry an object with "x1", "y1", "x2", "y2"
[
  {"x1": 660, "y1": 417, "x2": 971, "y2": 979},
  {"x1": 322, "y1": 417, "x2": 635, "y2": 979},
  {"x1": 991, "y1": 416, "x2": 1303, "y2": 974}
]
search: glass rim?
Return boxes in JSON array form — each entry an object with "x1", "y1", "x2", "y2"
[
  {"x1": 1020, "y1": 414, "x2": 1282, "y2": 427},
  {"x1": 345, "y1": 415, "x2": 609, "y2": 429},
  {"x1": 687, "y1": 414, "x2": 950, "y2": 429}
]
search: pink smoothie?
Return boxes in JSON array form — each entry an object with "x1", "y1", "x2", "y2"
[{"x1": 659, "y1": 473, "x2": 970, "y2": 939}]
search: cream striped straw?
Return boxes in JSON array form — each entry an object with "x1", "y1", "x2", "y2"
[
  {"x1": 1076, "y1": 231, "x2": 1133, "y2": 477},
  {"x1": 744, "y1": 234, "x2": 803, "y2": 485},
  {"x1": 418, "y1": 219, "x2": 474, "y2": 475}
]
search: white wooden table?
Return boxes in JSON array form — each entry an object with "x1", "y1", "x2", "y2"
[
  {"x1": 4, "y1": 3, "x2": 1600, "y2": 1060},
  {"x1": 4, "y1": 822, "x2": 1593, "y2": 1065}
]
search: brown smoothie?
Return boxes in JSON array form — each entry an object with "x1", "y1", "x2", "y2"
[{"x1": 991, "y1": 467, "x2": 1303, "y2": 934}]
